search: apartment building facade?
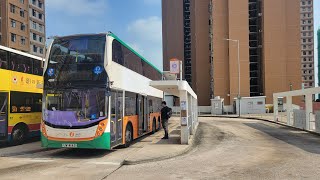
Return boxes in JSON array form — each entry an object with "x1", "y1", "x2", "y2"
[
  {"x1": 162, "y1": 0, "x2": 302, "y2": 105},
  {"x1": 300, "y1": 0, "x2": 314, "y2": 88},
  {"x1": 0, "y1": 0, "x2": 45, "y2": 57}
]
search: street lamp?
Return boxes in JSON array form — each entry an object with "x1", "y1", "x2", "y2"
[{"x1": 225, "y1": 38, "x2": 241, "y2": 117}]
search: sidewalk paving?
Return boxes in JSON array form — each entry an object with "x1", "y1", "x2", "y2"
[{"x1": 122, "y1": 117, "x2": 194, "y2": 165}]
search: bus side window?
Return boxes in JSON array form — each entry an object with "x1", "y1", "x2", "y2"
[
  {"x1": 125, "y1": 92, "x2": 136, "y2": 116},
  {"x1": 33, "y1": 60, "x2": 43, "y2": 75},
  {"x1": 10, "y1": 92, "x2": 41, "y2": 113},
  {"x1": 0, "y1": 50, "x2": 8, "y2": 69},
  {"x1": 10, "y1": 53, "x2": 32, "y2": 74}
]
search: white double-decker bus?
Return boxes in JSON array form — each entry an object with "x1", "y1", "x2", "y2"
[{"x1": 41, "y1": 32, "x2": 163, "y2": 149}]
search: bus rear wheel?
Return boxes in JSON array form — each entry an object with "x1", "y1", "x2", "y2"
[
  {"x1": 11, "y1": 125, "x2": 28, "y2": 145},
  {"x1": 125, "y1": 124, "x2": 133, "y2": 147}
]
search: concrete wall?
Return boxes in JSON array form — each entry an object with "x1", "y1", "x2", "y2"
[
  {"x1": 263, "y1": 0, "x2": 302, "y2": 104},
  {"x1": 212, "y1": 0, "x2": 230, "y2": 105},
  {"x1": 293, "y1": 109, "x2": 306, "y2": 129},
  {"x1": 193, "y1": 0, "x2": 211, "y2": 106},
  {"x1": 162, "y1": 0, "x2": 184, "y2": 71}
]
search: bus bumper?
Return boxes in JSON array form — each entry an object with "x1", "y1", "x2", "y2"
[{"x1": 41, "y1": 133, "x2": 111, "y2": 150}]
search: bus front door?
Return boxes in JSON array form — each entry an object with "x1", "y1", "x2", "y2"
[{"x1": 0, "y1": 93, "x2": 8, "y2": 141}]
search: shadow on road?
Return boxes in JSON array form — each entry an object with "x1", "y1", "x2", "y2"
[
  {"x1": 0, "y1": 137, "x2": 40, "y2": 149},
  {"x1": 47, "y1": 149, "x2": 114, "y2": 159},
  {"x1": 244, "y1": 122, "x2": 320, "y2": 154}
]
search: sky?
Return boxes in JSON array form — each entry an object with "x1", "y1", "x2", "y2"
[
  {"x1": 46, "y1": 0, "x2": 320, "y2": 75},
  {"x1": 45, "y1": 0, "x2": 163, "y2": 69}
]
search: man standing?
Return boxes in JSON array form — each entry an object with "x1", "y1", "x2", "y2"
[{"x1": 161, "y1": 101, "x2": 172, "y2": 139}]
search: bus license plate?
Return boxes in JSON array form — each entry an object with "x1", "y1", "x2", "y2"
[{"x1": 62, "y1": 144, "x2": 77, "y2": 148}]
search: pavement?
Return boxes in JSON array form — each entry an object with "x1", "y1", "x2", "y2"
[{"x1": 123, "y1": 117, "x2": 194, "y2": 165}]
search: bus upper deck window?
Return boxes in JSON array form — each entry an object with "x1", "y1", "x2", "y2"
[{"x1": 0, "y1": 50, "x2": 8, "y2": 69}]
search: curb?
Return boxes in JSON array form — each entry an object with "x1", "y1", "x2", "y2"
[
  {"x1": 201, "y1": 115, "x2": 320, "y2": 137},
  {"x1": 123, "y1": 125, "x2": 199, "y2": 165}
]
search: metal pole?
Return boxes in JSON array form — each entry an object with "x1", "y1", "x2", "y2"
[
  {"x1": 237, "y1": 40, "x2": 240, "y2": 117},
  {"x1": 180, "y1": 61, "x2": 183, "y2": 81},
  {"x1": 225, "y1": 38, "x2": 240, "y2": 117}
]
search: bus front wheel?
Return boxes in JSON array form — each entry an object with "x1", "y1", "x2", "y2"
[
  {"x1": 11, "y1": 124, "x2": 28, "y2": 145},
  {"x1": 125, "y1": 124, "x2": 133, "y2": 147}
]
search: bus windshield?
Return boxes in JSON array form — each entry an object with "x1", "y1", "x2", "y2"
[
  {"x1": 45, "y1": 35, "x2": 108, "y2": 89},
  {"x1": 44, "y1": 89, "x2": 107, "y2": 127}
]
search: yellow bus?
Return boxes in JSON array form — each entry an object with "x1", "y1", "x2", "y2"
[{"x1": 0, "y1": 45, "x2": 43, "y2": 144}]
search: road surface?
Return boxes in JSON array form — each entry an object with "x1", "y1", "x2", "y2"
[{"x1": 1, "y1": 117, "x2": 320, "y2": 179}]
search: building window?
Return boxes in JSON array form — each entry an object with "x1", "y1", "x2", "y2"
[
  {"x1": 20, "y1": 9, "x2": 25, "y2": 17},
  {"x1": 11, "y1": 20, "x2": 16, "y2": 28},
  {"x1": 40, "y1": 48, "x2": 43, "y2": 54},
  {"x1": 33, "y1": 33, "x2": 37, "y2": 41},
  {"x1": 20, "y1": 23, "x2": 26, "y2": 31},
  {"x1": 33, "y1": 45, "x2": 37, "y2": 53},
  {"x1": 11, "y1": 33, "x2": 16, "y2": 42},
  {"x1": 32, "y1": 9, "x2": 36, "y2": 17},
  {"x1": 309, "y1": 76, "x2": 312, "y2": 80},
  {"x1": 39, "y1": 24, "x2": 43, "y2": 32},
  {"x1": 38, "y1": 1, "x2": 43, "y2": 8},
  {"x1": 39, "y1": 36, "x2": 43, "y2": 43},
  {"x1": 20, "y1": 0, "x2": 24, "y2": 3},
  {"x1": 10, "y1": 4, "x2": 15, "y2": 13},
  {"x1": 21, "y1": 37, "x2": 26, "y2": 45},
  {"x1": 32, "y1": 21, "x2": 37, "y2": 29},
  {"x1": 38, "y1": 13, "x2": 43, "y2": 20},
  {"x1": 303, "y1": 51, "x2": 306, "y2": 55},
  {"x1": 32, "y1": 0, "x2": 36, "y2": 5}
]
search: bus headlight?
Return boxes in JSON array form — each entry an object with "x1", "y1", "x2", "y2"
[
  {"x1": 95, "y1": 119, "x2": 107, "y2": 137},
  {"x1": 41, "y1": 121, "x2": 47, "y2": 137}
]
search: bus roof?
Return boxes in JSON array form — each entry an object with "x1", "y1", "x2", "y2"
[
  {"x1": 52, "y1": 32, "x2": 163, "y2": 74},
  {"x1": 0, "y1": 45, "x2": 43, "y2": 61}
]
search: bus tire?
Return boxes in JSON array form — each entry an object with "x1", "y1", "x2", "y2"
[
  {"x1": 11, "y1": 124, "x2": 28, "y2": 145},
  {"x1": 152, "y1": 118, "x2": 156, "y2": 134},
  {"x1": 124, "y1": 123, "x2": 133, "y2": 148}
]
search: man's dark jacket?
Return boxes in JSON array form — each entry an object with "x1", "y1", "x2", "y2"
[{"x1": 161, "y1": 106, "x2": 171, "y2": 120}]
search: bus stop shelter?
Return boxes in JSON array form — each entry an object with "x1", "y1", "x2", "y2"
[{"x1": 150, "y1": 80, "x2": 198, "y2": 144}]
